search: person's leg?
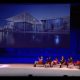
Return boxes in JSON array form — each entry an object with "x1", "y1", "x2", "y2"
[
  {"x1": 35, "y1": 61, "x2": 38, "y2": 64},
  {"x1": 67, "y1": 63, "x2": 68, "y2": 68},
  {"x1": 34, "y1": 64, "x2": 36, "y2": 67},
  {"x1": 34, "y1": 61, "x2": 38, "y2": 67},
  {"x1": 60, "y1": 63, "x2": 62, "y2": 68},
  {"x1": 51, "y1": 62, "x2": 53, "y2": 67}
]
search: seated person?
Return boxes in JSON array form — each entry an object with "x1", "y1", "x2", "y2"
[
  {"x1": 76, "y1": 61, "x2": 80, "y2": 69},
  {"x1": 34, "y1": 56, "x2": 44, "y2": 67},
  {"x1": 38, "y1": 56, "x2": 43, "y2": 64},
  {"x1": 68, "y1": 57, "x2": 73, "y2": 64},
  {"x1": 45, "y1": 57, "x2": 52, "y2": 67},
  {"x1": 76, "y1": 61, "x2": 80, "y2": 65},
  {"x1": 51, "y1": 57, "x2": 58, "y2": 65},
  {"x1": 60, "y1": 56, "x2": 66, "y2": 68},
  {"x1": 67, "y1": 57, "x2": 73, "y2": 68},
  {"x1": 60, "y1": 56, "x2": 66, "y2": 64}
]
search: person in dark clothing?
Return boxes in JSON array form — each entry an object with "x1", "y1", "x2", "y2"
[
  {"x1": 60, "y1": 56, "x2": 66, "y2": 68},
  {"x1": 60, "y1": 56, "x2": 65, "y2": 64},
  {"x1": 68, "y1": 57, "x2": 73, "y2": 63},
  {"x1": 45, "y1": 57, "x2": 52, "y2": 67},
  {"x1": 67, "y1": 57, "x2": 73, "y2": 68}
]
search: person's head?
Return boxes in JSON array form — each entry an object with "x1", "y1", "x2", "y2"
[
  {"x1": 62, "y1": 56, "x2": 64, "y2": 59},
  {"x1": 47, "y1": 58, "x2": 48, "y2": 60},
  {"x1": 70, "y1": 57, "x2": 72, "y2": 59},
  {"x1": 41, "y1": 56, "x2": 43, "y2": 59},
  {"x1": 55, "y1": 57, "x2": 58, "y2": 60},
  {"x1": 49, "y1": 57, "x2": 51, "y2": 59}
]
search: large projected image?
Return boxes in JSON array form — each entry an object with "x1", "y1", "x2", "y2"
[{"x1": 0, "y1": 4, "x2": 70, "y2": 48}]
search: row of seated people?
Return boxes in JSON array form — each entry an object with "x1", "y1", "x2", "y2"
[{"x1": 34, "y1": 56, "x2": 80, "y2": 68}]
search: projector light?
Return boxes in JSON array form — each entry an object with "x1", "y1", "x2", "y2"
[{"x1": 55, "y1": 35, "x2": 59, "y2": 44}]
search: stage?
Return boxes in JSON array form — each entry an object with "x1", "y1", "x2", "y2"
[{"x1": 0, "y1": 64, "x2": 80, "y2": 76}]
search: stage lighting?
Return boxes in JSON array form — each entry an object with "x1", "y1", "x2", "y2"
[
  {"x1": 0, "y1": 65, "x2": 10, "y2": 68},
  {"x1": 55, "y1": 35, "x2": 59, "y2": 45}
]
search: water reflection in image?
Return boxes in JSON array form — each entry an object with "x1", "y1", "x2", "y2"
[{"x1": 0, "y1": 31, "x2": 70, "y2": 48}]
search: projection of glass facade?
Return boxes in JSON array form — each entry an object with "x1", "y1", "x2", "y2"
[
  {"x1": 6, "y1": 12, "x2": 43, "y2": 32},
  {"x1": 0, "y1": 12, "x2": 70, "y2": 34},
  {"x1": 41, "y1": 16, "x2": 70, "y2": 33},
  {"x1": 0, "y1": 12, "x2": 70, "y2": 47}
]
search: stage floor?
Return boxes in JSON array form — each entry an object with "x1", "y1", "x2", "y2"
[{"x1": 0, "y1": 64, "x2": 80, "y2": 76}]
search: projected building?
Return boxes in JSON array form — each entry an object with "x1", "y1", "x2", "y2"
[
  {"x1": 5, "y1": 12, "x2": 70, "y2": 34},
  {"x1": 0, "y1": 11, "x2": 69, "y2": 35},
  {"x1": 41, "y1": 16, "x2": 70, "y2": 33},
  {"x1": 0, "y1": 11, "x2": 70, "y2": 47},
  {"x1": 6, "y1": 12, "x2": 43, "y2": 32}
]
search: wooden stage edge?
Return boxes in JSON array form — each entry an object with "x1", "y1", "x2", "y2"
[{"x1": 0, "y1": 64, "x2": 80, "y2": 76}]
